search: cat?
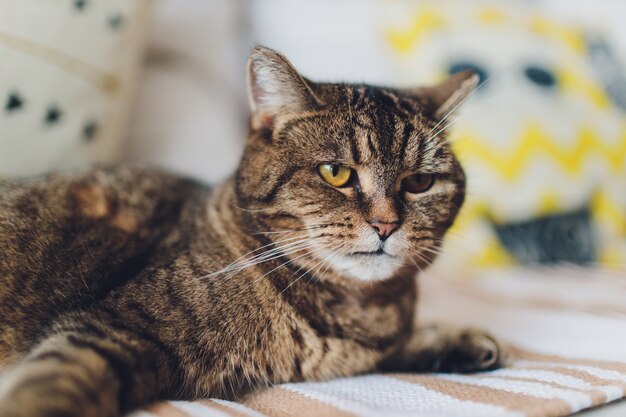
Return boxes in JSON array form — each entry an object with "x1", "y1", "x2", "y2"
[{"x1": 0, "y1": 46, "x2": 507, "y2": 417}]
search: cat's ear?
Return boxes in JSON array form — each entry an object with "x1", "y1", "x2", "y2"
[
  {"x1": 247, "y1": 45, "x2": 321, "y2": 129},
  {"x1": 415, "y1": 70, "x2": 479, "y2": 120}
]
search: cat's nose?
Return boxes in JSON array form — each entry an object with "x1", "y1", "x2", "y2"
[{"x1": 369, "y1": 221, "x2": 399, "y2": 241}]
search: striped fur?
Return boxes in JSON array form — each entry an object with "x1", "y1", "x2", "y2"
[{"x1": 0, "y1": 46, "x2": 506, "y2": 417}]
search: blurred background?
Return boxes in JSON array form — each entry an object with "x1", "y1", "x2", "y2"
[{"x1": 1, "y1": 0, "x2": 625, "y2": 274}]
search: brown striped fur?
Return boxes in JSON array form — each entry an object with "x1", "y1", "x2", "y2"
[{"x1": 0, "y1": 46, "x2": 507, "y2": 417}]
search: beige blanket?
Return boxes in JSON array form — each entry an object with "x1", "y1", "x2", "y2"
[{"x1": 131, "y1": 267, "x2": 626, "y2": 417}]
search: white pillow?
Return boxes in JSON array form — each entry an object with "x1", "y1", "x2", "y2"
[{"x1": 0, "y1": 0, "x2": 153, "y2": 178}]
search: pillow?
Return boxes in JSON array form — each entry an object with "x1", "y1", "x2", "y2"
[
  {"x1": 0, "y1": 0, "x2": 153, "y2": 178},
  {"x1": 381, "y1": 1, "x2": 626, "y2": 272}
]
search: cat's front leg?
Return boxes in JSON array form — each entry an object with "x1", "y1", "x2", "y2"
[
  {"x1": 381, "y1": 323, "x2": 509, "y2": 373},
  {"x1": 0, "y1": 317, "x2": 175, "y2": 417}
]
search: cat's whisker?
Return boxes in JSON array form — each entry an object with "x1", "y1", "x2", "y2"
[
  {"x1": 233, "y1": 238, "x2": 315, "y2": 265},
  {"x1": 313, "y1": 254, "x2": 335, "y2": 283},
  {"x1": 229, "y1": 234, "x2": 310, "y2": 262},
  {"x1": 217, "y1": 245, "x2": 324, "y2": 302},
  {"x1": 250, "y1": 223, "x2": 331, "y2": 236},
  {"x1": 428, "y1": 96, "x2": 496, "y2": 143},
  {"x1": 426, "y1": 90, "x2": 495, "y2": 152},
  {"x1": 287, "y1": 247, "x2": 327, "y2": 279},
  {"x1": 205, "y1": 235, "x2": 311, "y2": 278},
  {"x1": 429, "y1": 114, "x2": 464, "y2": 142},
  {"x1": 235, "y1": 226, "x2": 346, "y2": 272},
  {"x1": 211, "y1": 227, "x2": 346, "y2": 280},
  {"x1": 413, "y1": 249, "x2": 432, "y2": 269},
  {"x1": 217, "y1": 240, "x2": 321, "y2": 279},
  {"x1": 208, "y1": 242, "x2": 324, "y2": 282},
  {"x1": 278, "y1": 258, "x2": 326, "y2": 295},
  {"x1": 241, "y1": 238, "x2": 339, "y2": 283},
  {"x1": 303, "y1": 251, "x2": 336, "y2": 279},
  {"x1": 280, "y1": 241, "x2": 346, "y2": 292},
  {"x1": 428, "y1": 74, "x2": 493, "y2": 136},
  {"x1": 418, "y1": 245, "x2": 444, "y2": 257},
  {"x1": 407, "y1": 255, "x2": 424, "y2": 274},
  {"x1": 229, "y1": 201, "x2": 274, "y2": 213},
  {"x1": 252, "y1": 228, "x2": 314, "y2": 236},
  {"x1": 250, "y1": 244, "x2": 330, "y2": 287}
]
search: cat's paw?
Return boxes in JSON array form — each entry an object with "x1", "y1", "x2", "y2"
[
  {"x1": 394, "y1": 326, "x2": 509, "y2": 374},
  {"x1": 434, "y1": 328, "x2": 509, "y2": 373}
]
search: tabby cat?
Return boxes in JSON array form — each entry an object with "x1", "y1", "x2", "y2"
[{"x1": 0, "y1": 46, "x2": 506, "y2": 417}]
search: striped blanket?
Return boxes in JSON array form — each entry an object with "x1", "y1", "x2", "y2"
[{"x1": 130, "y1": 267, "x2": 626, "y2": 417}]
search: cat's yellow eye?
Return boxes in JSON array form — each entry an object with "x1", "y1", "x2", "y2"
[
  {"x1": 402, "y1": 173, "x2": 435, "y2": 194},
  {"x1": 318, "y1": 164, "x2": 353, "y2": 188}
]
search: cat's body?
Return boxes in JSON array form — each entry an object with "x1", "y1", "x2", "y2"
[{"x1": 0, "y1": 47, "x2": 506, "y2": 417}]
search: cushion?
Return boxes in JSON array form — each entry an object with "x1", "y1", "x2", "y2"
[{"x1": 0, "y1": 0, "x2": 153, "y2": 178}]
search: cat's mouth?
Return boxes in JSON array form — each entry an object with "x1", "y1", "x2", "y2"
[{"x1": 348, "y1": 248, "x2": 395, "y2": 258}]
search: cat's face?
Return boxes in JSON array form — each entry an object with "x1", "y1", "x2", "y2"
[{"x1": 236, "y1": 46, "x2": 476, "y2": 281}]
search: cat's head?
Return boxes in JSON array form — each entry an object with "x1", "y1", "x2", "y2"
[{"x1": 235, "y1": 46, "x2": 476, "y2": 281}]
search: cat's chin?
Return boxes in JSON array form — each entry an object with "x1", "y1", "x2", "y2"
[{"x1": 319, "y1": 250, "x2": 404, "y2": 282}]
